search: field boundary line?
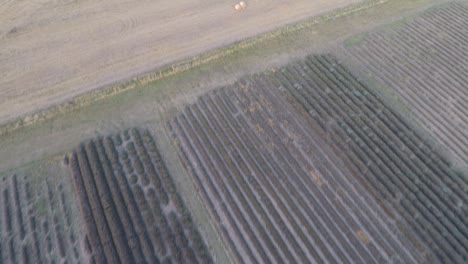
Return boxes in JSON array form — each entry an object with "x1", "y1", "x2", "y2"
[{"x1": 0, "y1": 0, "x2": 388, "y2": 137}]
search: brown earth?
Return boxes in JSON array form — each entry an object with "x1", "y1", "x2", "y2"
[{"x1": 0, "y1": 0, "x2": 360, "y2": 125}]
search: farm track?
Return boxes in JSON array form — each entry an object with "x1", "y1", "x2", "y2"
[
  {"x1": 345, "y1": 2, "x2": 468, "y2": 166},
  {"x1": 0, "y1": 174, "x2": 86, "y2": 263},
  {"x1": 168, "y1": 54, "x2": 465, "y2": 262},
  {"x1": 69, "y1": 128, "x2": 212, "y2": 263}
]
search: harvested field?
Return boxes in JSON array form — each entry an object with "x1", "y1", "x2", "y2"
[
  {"x1": 0, "y1": 0, "x2": 361, "y2": 126},
  {"x1": 0, "y1": 174, "x2": 87, "y2": 263},
  {"x1": 344, "y1": 2, "x2": 468, "y2": 166},
  {"x1": 69, "y1": 128, "x2": 211, "y2": 263},
  {"x1": 169, "y1": 54, "x2": 467, "y2": 263}
]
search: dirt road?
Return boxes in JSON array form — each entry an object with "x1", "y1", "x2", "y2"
[{"x1": 0, "y1": 0, "x2": 360, "y2": 125}]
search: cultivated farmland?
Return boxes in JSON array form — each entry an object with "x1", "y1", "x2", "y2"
[
  {"x1": 0, "y1": 174, "x2": 88, "y2": 263},
  {"x1": 0, "y1": 1, "x2": 466, "y2": 263},
  {"x1": 69, "y1": 128, "x2": 212, "y2": 263},
  {"x1": 170, "y1": 54, "x2": 467, "y2": 263},
  {"x1": 344, "y1": 2, "x2": 468, "y2": 166}
]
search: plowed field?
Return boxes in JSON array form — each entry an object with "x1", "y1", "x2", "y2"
[
  {"x1": 344, "y1": 2, "x2": 468, "y2": 167},
  {"x1": 170, "y1": 55, "x2": 467, "y2": 263}
]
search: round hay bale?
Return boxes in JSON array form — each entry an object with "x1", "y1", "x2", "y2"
[
  {"x1": 239, "y1": 1, "x2": 246, "y2": 8},
  {"x1": 234, "y1": 4, "x2": 241, "y2": 10}
]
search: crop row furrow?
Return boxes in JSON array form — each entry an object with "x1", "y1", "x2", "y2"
[
  {"x1": 130, "y1": 129, "x2": 157, "y2": 188},
  {"x1": 186, "y1": 103, "x2": 276, "y2": 263},
  {"x1": 94, "y1": 138, "x2": 146, "y2": 263},
  {"x1": 312, "y1": 54, "x2": 464, "y2": 260},
  {"x1": 227, "y1": 96, "x2": 351, "y2": 263},
  {"x1": 70, "y1": 152, "x2": 106, "y2": 263},
  {"x1": 207, "y1": 93, "x2": 314, "y2": 263},
  {"x1": 278, "y1": 55, "x2": 464, "y2": 262},
  {"x1": 182, "y1": 112, "x2": 260, "y2": 262},
  {"x1": 313, "y1": 56, "x2": 468, "y2": 239},
  {"x1": 44, "y1": 182, "x2": 68, "y2": 260},
  {"x1": 350, "y1": 47, "x2": 464, "y2": 155},
  {"x1": 284, "y1": 86, "x2": 435, "y2": 260},
  {"x1": 245, "y1": 76, "x2": 392, "y2": 261},
  {"x1": 161, "y1": 217, "x2": 179, "y2": 263},
  {"x1": 232, "y1": 81, "x2": 376, "y2": 263},
  {"x1": 23, "y1": 180, "x2": 42, "y2": 263},
  {"x1": 100, "y1": 139, "x2": 143, "y2": 261},
  {"x1": 332, "y1": 51, "x2": 468, "y2": 186},
  {"x1": 174, "y1": 114, "x2": 258, "y2": 262},
  {"x1": 56, "y1": 183, "x2": 78, "y2": 259},
  {"x1": 268, "y1": 66, "x2": 418, "y2": 262},
  {"x1": 244, "y1": 76, "x2": 385, "y2": 260},
  {"x1": 197, "y1": 97, "x2": 291, "y2": 262},
  {"x1": 402, "y1": 19, "x2": 468, "y2": 76},
  {"x1": 131, "y1": 184, "x2": 162, "y2": 262},
  {"x1": 312, "y1": 56, "x2": 467, "y2": 225},
  {"x1": 167, "y1": 122, "x2": 220, "y2": 263},
  {"x1": 369, "y1": 31, "x2": 467, "y2": 119},
  {"x1": 136, "y1": 130, "x2": 170, "y2": 204},
  {"x1": 70, "y1": 129, "x2": 212, "y2": 263},
  {"x1": 414, "y1": 13, "x2": 468, "y2": 47},
  {"x1": 171, "y1": 119, "x2": 243, "y2": 263},
  {"x1": 138, "y1": 130, "x2": 189, "y2": 219},
  {"x1": 146, "y1": 187, "x2": 169, "y2": 257},
  {"x1": 170, "y1": 211, "x2": 199, "y2": 263},
  {"x1": 76, "y1": 144, "x2": 121, "y2": 263},
  {"x1": 340, "y1": 114, "x2": 467, "y2": 254},
  {"x1": 10, "y1": 175, "x2": 25, "y2": 240},
  {"x1": 348, "y1": 46, "x2": 464, "y2": 152},
  {"x1": 214, "y1": 94, "x2": 315, "y2": 262},
  {"x1": 422, "y1": 8, "x2": 468, "y2": 44},
  {"x1": 434, "y1": 3, "x2": 468, "y2": 22},
  {"x1": 333, "y1": 61, "x2": 464, "y2": 178},
  {"x1": 102, "y1": 137, "x2": 159, "y2": 263},
  {"x1": 353, "y1": 40, "x2": 468, "y2": 152},
  {"x1": 126, "y1": 131, "x2": 174, "y2": 258},
  {"x1": 261, "y1": 65, "x2": 424, "y2": 263},
  {"x1": 1, "y1": 186, "x2": 13, "y2": 263},
  {"x1": 86, "y1": 140, "x2": 138, "y2": 263},
  {"x1": 217, "y1": 89, "x2": 332, "y2": 262},
  {"x1": 344, "y1": 4, "x2": 468, "y2": 167},
  {"x1": 296, "y1": 93, "x2": 454, "y2": 258},
  {"x1": 354, "y1": 43, "x2": 448, "y2": 125}
]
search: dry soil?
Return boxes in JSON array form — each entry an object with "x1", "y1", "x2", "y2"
[{"x1": 0, "y1": 0, "x2": 360, "y2": 125}]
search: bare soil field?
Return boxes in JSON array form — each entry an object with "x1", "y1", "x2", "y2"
[
  {"x1": 169, "y1": 54, "x2": 467, "y2": 263},
  {"x1": 342, "y1": 2, "x2": 468, "y2": 167},
  {"x1": 0, "y1": 0, "x2": 361, "y2": 126}
]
